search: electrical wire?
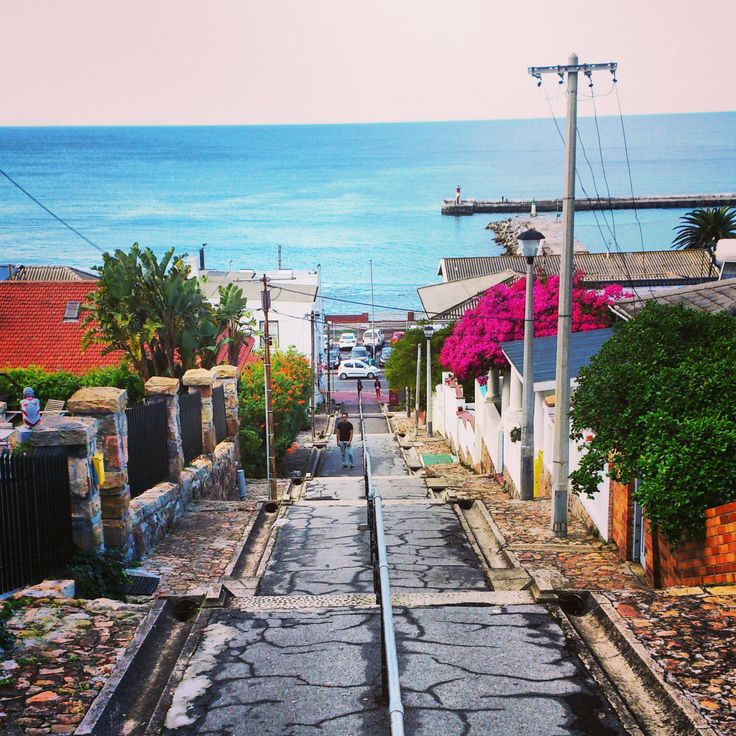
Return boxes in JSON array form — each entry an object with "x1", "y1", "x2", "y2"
[
  {"x1": 588, "y1": 76, "x2": 617, "y2": 243},
  {"x1": 0, "y1": 167, "x2": 105, "y2": 254}
]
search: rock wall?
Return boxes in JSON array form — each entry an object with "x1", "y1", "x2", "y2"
[{"x1": 129, "y1": 439, "x2": 238, "y2": 559}]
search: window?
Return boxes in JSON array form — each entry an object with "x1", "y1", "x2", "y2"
[
  {"x1": 63, "y1": 301, "x2": 81, "y2": 322},
  {"x1": 344, "y1": 362, "x2": 354, "y2": 368},
  {"x1": 259, "y1": 320, "x2": 279, "y2": 349}
]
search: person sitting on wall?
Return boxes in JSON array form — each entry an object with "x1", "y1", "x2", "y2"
[{"x1": 20, "y1": 387, "x2": 42, "y2": 429}]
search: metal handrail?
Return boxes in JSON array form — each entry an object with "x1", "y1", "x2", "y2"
[{"x1": 365, "y1": 447, "x2": 405, "y2": 735}]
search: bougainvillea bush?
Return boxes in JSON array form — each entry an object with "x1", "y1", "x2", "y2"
[
  {"x1": 238, "y1": 348, "x2": 311, "y2": 477},
  {"x1": 439, "y1": 272, "x2": 625, "y2": 382}
]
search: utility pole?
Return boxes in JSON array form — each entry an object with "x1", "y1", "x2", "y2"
[
  {"x1": 414, "y1": 343, "x2": 421, "y2": 436},
  {"x1": 424, "y1": 326, "x2": 433, "y2": 437},
  {"x1": 310, "y1": 310, "x2": 316, "y2": 441},
  {"x1": 261, "y1": 275, "x2": 278, "y2": 501},
  {"x1": 277, "y1": 244, "x2": 282, "y2": 270},
  {"x1": 369, "y1": 259, "x2": 376, "y2": 361},
  {"x1": 326, "y1": 320, "x2": 333, "y2": 416},
  {"x1": 529, "y1": 54, "x2": 617, "y2": 536}
]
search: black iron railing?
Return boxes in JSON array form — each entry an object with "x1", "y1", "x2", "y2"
[
  {"x1": 126, "y1": 399, "x2": 169, "y2": 497},
  {"x1": 213, "y1": 384, "x2": 228, "y2": 444},
  {"x1": 0, "y1": 450, "x2": 72, "y2": 594},
  {"x1": 180, "y1": 392, "x2": 203, "y2": 464},
  {"x1": 359, "y1": 395, "x2": 405, "y2": 735}
]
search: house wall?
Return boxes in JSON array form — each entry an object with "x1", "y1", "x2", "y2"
[
  {"x1": 432, "y1": 377, "x2": 479, "y2": 468},
  {"x1": 610, "y1": 479, "x2": 635, "y2": 559},
  {"x1": 252, "y1": 299, "x2": 324, "y2": 362}
]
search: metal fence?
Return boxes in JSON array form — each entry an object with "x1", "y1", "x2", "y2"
[
  {"x1": 0, "y1": 450, "x2": 73, "y2": 595},
  {"x1": 126, "y1": 399, "x2": 169, "y2": 497},
  {"x1": 213, "y1": 384, "x2": 228, "y2": 444},
  {"x1": 359, "y1": 395, "x2": 405, "y2": 735},
  {"x1": 179, "y1": 391, "x2": 203, "y2": 464}
]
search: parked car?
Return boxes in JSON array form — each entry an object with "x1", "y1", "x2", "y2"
[
  {"x1": 338, "y1": 332, "x2": 357, "y2": 350},
  {"x1": 362, "y1": 328, "x2": 385, "y2": 348},
  {"x1": 350, "y1": 345, "x2": 370, "y2": 361},
  {"x1": 379, "y1": 346, "x2": 393, "y2": 366},
  {"x1": 337, "y1": 360, "x2": 378, "y2": 380},
  {"x1": 327, "y1": 347, "x2": 340, "y2": 369},
  {"x1": 390, "y1": 331, "x2": 405, "y2": 344}
]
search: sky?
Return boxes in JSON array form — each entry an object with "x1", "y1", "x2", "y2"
[{"x1": 2, "y1": 0, "x2": 735, "y2": 125}]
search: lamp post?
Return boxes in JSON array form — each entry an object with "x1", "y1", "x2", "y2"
[
  {"x1": 326, "y1": 320, "x2": 333, "y2": 415},
  {"x1": 423, "y1": 324, "x2": 434, "y2": 437},
  {"x1": 518, "y1": 228, "x2": 545, "y2": 501}
]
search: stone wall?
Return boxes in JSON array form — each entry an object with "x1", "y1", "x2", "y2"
[
  {"x1": 129, "y1": 439, "x2": 239, "y2": 558},
  {"x1": 610, "y1": 479, "x2": 635, "y2": 560}
]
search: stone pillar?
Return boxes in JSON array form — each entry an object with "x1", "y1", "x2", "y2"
[
  {"x1": 211, "y1": 365, "x2": 240, "y2": 438},
  {"x1": 145, "y1": 377, "x2": 184, "y2": 479},
  {"x1": 30, "y1": 415, "x2": 104, "y2": 553},
  {"x1": 68, "y1": 388, "x2": 132, "y2": 551},
  {"x1": 183, "y1": 369, "x2": 215, "y2": 454}
]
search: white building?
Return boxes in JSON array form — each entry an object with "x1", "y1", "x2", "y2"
[{"x1": 197, "y1": 267, "x2": 325, "y2": 365}]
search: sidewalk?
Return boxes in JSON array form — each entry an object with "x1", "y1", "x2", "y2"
[{"x1": 392, "y1": 411, "x2": 736, "y2": 734}]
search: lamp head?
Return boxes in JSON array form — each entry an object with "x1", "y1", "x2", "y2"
[
  {"x1": 423, "y1": 325, "x2": 434, "y2": 339},
  {"x1": 518, "y1": 228, "x2": 545, "y2": 260}
]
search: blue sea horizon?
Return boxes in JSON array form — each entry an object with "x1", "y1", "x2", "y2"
[{"x1": 1, "y1": 112, "x2": 734, "y2": 311}]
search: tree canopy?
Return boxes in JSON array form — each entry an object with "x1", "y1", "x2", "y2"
[
  {"x1": 384, "y1": 326, "x2": 452, "y2": 408},
  {"x1": 672, "y1": 206, "x2": 736, "y2": 251},
  {"x1": 82, "y1": 245, "x2": 253, "y2": 380},
  {"x1": 570, "y1": 303, "x2": 736, "y2": 543},
  {"x1": 439, "y1": 272, "x2": 624, "y2": 382}
]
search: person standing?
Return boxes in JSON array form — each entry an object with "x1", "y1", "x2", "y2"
[
  {"x1": 374, "y1": 377, "x2": 381, "y2": 400},
  {"x1": 356, "y1": 377, "x2": 363, "y2": 398},
  {"x1": 335, "y1": 411, "x2": 354, "y2": 469}
]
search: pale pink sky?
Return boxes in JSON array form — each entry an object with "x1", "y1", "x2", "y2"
[{"x1": 3, "y1": 0, "x2": 734, "y2": 125}]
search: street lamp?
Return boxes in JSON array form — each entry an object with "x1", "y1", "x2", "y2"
[
  {"x1": 518, "y1": 228, "x2": 545, "y2": 501},
  {"x1": 326, "y1": 321, "x2": 334, "y2": 415},
  {"x1": 423, "y1": 324, "x2": 434, "y2": 437}
]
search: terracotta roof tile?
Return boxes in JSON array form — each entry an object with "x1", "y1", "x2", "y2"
[{"x1": 0, "y1": 282, "x2": 124, "y2": 374}]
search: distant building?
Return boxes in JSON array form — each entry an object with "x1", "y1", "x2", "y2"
[{"x1": 0, "y1": 264, "x2": 98, "y2": 282}]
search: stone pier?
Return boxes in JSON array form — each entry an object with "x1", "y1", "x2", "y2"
[{"x1": 183, "y1": 369, "x2": 216, "y2": 454}]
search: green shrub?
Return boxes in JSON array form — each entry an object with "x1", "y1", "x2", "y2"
[
  {"x1": 0, "y1": 364, "x2": 143, "y2": 408},
  {"x1": 571, "y1": 303, "x2": 736, "y2": 543},
  {"x1": 0, "y1": 597, "x2": 31, "y2": 653},
  {"x1": 238, "y1": 349, "x2": 311, "y2": 477},
  {"x1": 57, "y1": 550, "x2": 130, "y2": 600}
]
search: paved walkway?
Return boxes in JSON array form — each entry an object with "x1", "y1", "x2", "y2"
[{"x1": 160, "y1": 392, "x2": 627, "y2": 734}]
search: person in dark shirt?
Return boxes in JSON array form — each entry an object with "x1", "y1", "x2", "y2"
[
  {"x1": 374, "y1": 377, "x2": 381, "y2": 400},
  {"x1": 356, "y1": 378, "x2": 363, "y2": 397},
  {"x1": 335, "y1": 411, "x2": 354, "y2": 469}
]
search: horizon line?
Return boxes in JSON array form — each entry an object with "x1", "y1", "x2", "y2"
[{"x1": 0, "y1": 109, "x2": 734, "y2": 129}]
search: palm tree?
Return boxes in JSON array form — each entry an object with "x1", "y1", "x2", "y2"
[{"x1": 672, "y1": 207, "x2": 736, "y2": 251}]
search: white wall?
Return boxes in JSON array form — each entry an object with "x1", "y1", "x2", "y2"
[{"x1": 252, "y1": 301, "x2": 324, "y2": 364}]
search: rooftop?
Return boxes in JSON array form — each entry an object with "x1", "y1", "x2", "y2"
[
  {"x1": 0, "y1": 264, "x2": 99, "y2": 282},
  {"x1": 199, "y1": 269, "x2": 319, "y2": 304},
  {"x1": 438, "y1": 250, "x2": 719, "y2": 287},
  {"x1": 501, "y1": 328, "x2": 614, "y2": 390},
  {"x1": 609, "y1": 277, "x2": 736, "y2": 321},
  {"x1": 0, "y1": 282, "x2": 124, "y2": 374}
]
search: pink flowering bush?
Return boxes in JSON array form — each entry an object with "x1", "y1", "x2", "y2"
[{"x1": 440, "y1": 271, "x2": 626, "y2": 382}]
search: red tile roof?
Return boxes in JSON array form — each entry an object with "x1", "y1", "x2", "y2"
[{"x1": 0, "y1": 282, "x2": 125, "y2": 374}]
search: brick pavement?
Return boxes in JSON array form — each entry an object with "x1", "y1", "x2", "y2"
[
  {"x1": 607, "y1": 588, "x2": 736, "y2": 736},
  {"x1": 0, "y1": 597, "x2": 147, "y2": 735},
  {"x1": 139, "y1": 499, "x2": 259, "y2": 596}
]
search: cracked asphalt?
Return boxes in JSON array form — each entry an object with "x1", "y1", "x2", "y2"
[{"x1": 161, "y1": 390, "x2": 628, "y2": 735}]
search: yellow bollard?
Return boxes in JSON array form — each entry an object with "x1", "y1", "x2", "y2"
[{"x1": 534, "y1": 450, "x2": 543, "y2": 498}]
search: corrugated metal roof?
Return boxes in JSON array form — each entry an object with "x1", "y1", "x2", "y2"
[
  {"x1": 610, "y1": 277, "x2": 736, "y2": 320},
  {"x1": 501, "y1": 328, "x2": 614, "y2": 385},
  {"x1": 438, "y1": 250, "x2": 718, "y2": 286},
  {"x1": 5, "y1": 265, "x2": 99, "y2": 281},
  {"x1": 417, "y1": 270, "x2": 517, "y2": 318}
]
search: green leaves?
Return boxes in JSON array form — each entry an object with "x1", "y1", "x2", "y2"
[
  {"x1": 570, "y1": 303, "x2": 736, "y2": 543},
  {"x1": 672, "y1": 206, "x2": 736, "y2": 250},
  {"x1": 83, "y1": 245, "x2": 254, "y2": 379}
]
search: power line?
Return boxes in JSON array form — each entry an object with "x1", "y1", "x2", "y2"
[{"x1": 0, "y1": 167, "x2": 105, "y2": 254}]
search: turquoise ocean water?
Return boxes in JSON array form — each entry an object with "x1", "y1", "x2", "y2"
[{"x1": 1, "y1": 113, "x2": 734, "y2": 310}]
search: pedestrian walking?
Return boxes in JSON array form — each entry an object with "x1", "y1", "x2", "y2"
[
  {"x1": 374, "y1": 377, "x2": 381, "y2": 400},
  {"x1": 356, "y1": 378, "x2": 363, "y2": 397},
  {"x1": 335, "y1": 411, "x2": 354, "y2": 469}
]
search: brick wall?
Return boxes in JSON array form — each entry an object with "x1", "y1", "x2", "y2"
[
  {"x1": 610, "y1": 479, "x2": 635, "y2": 561},
  {"x1": 645, "y1": 500, "x2": 736, "y2": 588}
]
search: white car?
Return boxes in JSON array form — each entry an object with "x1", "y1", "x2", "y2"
[
  {"x1": 337, "y1": 360, "x2": 378, "y2": 380},
  {"x1": 362, "y1": 328, "x2": 385, "y2": 348},
  {"x1": 338, "y1": 332, "x2": 357, "y2": 349}
]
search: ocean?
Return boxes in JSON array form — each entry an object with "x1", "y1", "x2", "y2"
[{"x1": 1, "y1": 113, "x2": 735, "y2": 311}]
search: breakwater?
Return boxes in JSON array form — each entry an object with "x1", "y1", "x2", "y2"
[{"x1": 441, "y1": 193, "x2": 736, "y2": 216}]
